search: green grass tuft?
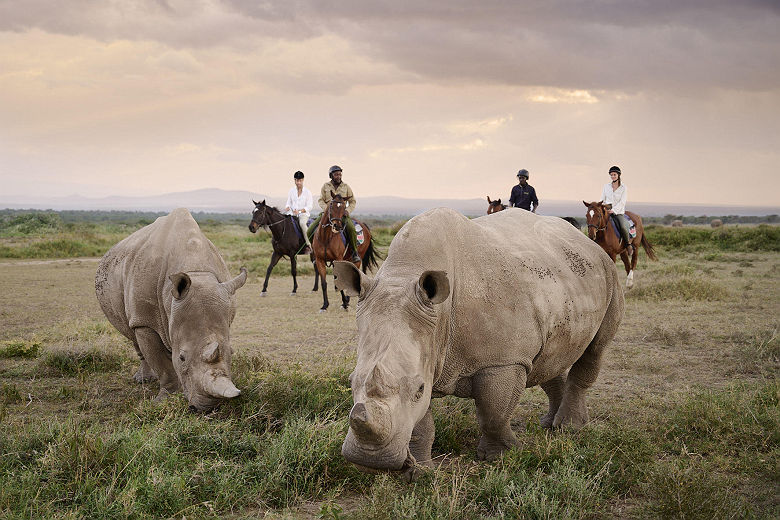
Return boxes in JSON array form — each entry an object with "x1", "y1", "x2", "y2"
[
  {"x1": 42, "y1": 349, "x2": 124, "y2": 376},
  {"x1": 628, "y1": 275, "x2": 730, "y2": 301},
  {"x1": 0, "y1": 340, "x2": 40, "y2": 359}
]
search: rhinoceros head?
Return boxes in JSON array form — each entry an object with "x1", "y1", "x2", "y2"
[
  {"x1": 334, "y1": 261, "x2": 450, "y2": 471},
  {"x1": 168, "y1": 267, "x2": 247, "y2": 411}
]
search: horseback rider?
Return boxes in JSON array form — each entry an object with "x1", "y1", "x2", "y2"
[
  {"x1": 509, "y1": 169, "x2": 539, "y2": 213},
  {"x1": 601, "y1": 165, "x2": 633, "y2": 256},
  {"x1": 308, "y1": 165, "x2": 361, "y2": 263},
  {"x1": 284, "y1": 170, "x2": 313, "y2": 255}
]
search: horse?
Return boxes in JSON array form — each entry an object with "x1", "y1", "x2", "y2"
[
  {"x1": 248, "y1": 200, "x2": 319, "y2": 296},
  {"x1": 561, "y1": 216, "x2": 581, "y2": 229},
  {"x1": 312, "y1": 193, "x2": 380, "y2": 312},
  {"x1": 486, "y1": 196, "x2": 507, "y2": 214},
  {"x1": 583, "y1": 201, "x2": 657, "y2": 288}
]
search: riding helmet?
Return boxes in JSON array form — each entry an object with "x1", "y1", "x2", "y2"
[
  {"x1": 608, "y1": 165, "x2": 621, "y2": 174},
  {"x1": 293, "y1": 171, "x2": 304, "y2": 179},
  {"x1": 517, "y1": 168, "x2": 529, "y2": 179},
  {"x1": 328, "y1": 165, "x2": 342, "y2": 179}
]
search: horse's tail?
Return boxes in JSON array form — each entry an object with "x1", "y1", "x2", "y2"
[
  {"x1": 640, "y1": 232, "x2": 657, "y2": 261},
  {"x1": 361, "y1": 225, "x2": 382, "y2": 274}
]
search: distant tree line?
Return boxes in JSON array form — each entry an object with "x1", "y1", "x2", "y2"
[{"x1": 647, "y1": 214, "x2": 778, "y2": 225}]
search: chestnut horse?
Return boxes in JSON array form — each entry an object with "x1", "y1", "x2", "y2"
[
  {"x1": 312, "y1": 193, "x2": 380, "y2": 311},
  {"x1": 486, "y1": 196, "x2": 507, "y2": 214},
  {"x1": 583, "y1": 201, "x2": 657, "y2": 288}
]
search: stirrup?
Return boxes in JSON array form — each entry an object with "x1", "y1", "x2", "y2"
[{"x1": 351, "y1": 251, "x2": 361, "y2": 263}]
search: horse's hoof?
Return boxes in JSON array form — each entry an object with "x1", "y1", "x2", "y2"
[
  {"x1": 290, "y1": 292, "x2": 297, "y2": 296},
  {"x1": 341, "y1": 306, "x2": 349, "y2": 312},
  {"x1": 319, "y1": 308, "x2": 328, "y2": 313},
  {"x1": 260, "y1": 292, "x2": 268, "y2": 297}
]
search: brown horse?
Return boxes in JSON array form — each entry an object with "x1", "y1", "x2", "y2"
[
  {"x1": 486, "y1": 196, "x2": 507, "y2": 214},
  {"x1": 312, "y1": 193, "x2": 380, "y2": 311},
  {"x1": 583, "y1": 201, "x2": 657, "y2": 288}
]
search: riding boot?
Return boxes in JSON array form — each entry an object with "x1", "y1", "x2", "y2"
[{"x1": 350, "y1": 249, "x2": 361, "y2": 263}]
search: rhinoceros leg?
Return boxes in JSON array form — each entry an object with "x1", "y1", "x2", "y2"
[
  {"x1": 133, "y1": 358, "x2": 158, "y2": 384},
  {"x1": 408, "y1": 405, "x2": 435, "y2": 467},
  {"x1": 539, "y1": 374, "x2": 565, "y2": 429},
  {"x1": 473, "y1": 365, "x2": 526, "y2": 460},
  {"x1": 554, "y1": 284, "x2": 621, "y2": 429},
  {"x1": 134, "y1": 327, "x2": 181, "y2": 399}
]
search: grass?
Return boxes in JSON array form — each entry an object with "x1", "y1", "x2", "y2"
[
  {"x1": 0, "y1": 213, "x2": 778, "y2": 517},
  {"x1": 627, "y1": 275, "x2": 730, "y2": 301}
]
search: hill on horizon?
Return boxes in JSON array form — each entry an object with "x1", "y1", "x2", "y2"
[{"x1": 2, "y1": 188, "x2": 778, "y2": 218}]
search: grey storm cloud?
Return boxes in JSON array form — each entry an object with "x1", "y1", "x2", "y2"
[{"x1": 1, "y1": 0, "x2": 779, "y2": 91}]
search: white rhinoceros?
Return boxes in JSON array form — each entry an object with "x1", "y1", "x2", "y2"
[
  {"x1": 334, "y1": 207, "x2": 624, "y2": 474},
  {"x1": 95, "y1": 208, "x2": 247, "y2": 411}
]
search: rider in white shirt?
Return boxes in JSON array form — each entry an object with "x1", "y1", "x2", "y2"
[
  {"x1": 284, "y1": 171, "x2": 313, "y2": 254},
  {"x1": 601, "y1": 165, "x2": 632, "y2": 255}
]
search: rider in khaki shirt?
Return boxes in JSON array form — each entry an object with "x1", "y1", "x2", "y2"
[{"x1": 308, "y1": 165, "x2": 361, "y2": 262}]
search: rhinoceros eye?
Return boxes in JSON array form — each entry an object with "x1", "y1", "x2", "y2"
[
  {"x1": 414, "y1": 383, "x2": 425, "y2": 401},
  {"x1": 179, "y1": 353, "x2": 186, "y2": 362}
]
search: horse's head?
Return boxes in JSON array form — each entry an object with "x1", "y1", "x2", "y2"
[
  {"x1": 327, "y1": 192, "x2": 347, "y2": 232},
  {"x1": 583, "y1": 200, "x2": 611, "y2": 240},
  {"x1": 249, "y1": 199, "x2": 272, "y2": 233},
  {"x1": 487, "y1": 196, "x2": 506, "y2": 215}
]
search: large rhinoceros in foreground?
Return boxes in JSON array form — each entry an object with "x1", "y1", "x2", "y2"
[
  {"x1": 95, "y1": 208, "x2": 247, "y2": 411},
  {"x1": 334, "y1": 207, "x2": 624, "y2": 476}
]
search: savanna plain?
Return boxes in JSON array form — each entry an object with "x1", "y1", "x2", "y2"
[{"x1": 0, "y1": 212, "x2": 778, "y2": 519}]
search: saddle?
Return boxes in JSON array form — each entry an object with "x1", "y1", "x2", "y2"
[
  {"x1": 338, "y1": 220, "x2": 365, "y2": 246},
  {"x1": 610, "y1": 214, "x2": 637, "y2": 242}
]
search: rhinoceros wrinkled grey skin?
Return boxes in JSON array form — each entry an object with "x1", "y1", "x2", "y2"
[
  {"x1": 334, "y1": 207, "x2": 624, "y2": 476},
  {"x1": 95, "y1": 208, "x2": 248, "y2": 411}
]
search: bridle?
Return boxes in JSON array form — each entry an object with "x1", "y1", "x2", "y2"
[
  {"x1": 325, "y1": 198, "x2": 345, "y2": 232},
  {"x1": 586, "y1": 205, "x2": 608, "y2": 237},
  {"x1": 253, "y1": 204, "x2": 287, "y2": 229}
]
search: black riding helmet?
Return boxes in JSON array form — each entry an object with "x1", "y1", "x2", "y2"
[
  {"x1": 293, "y1": 171, "x2": 304, "y2": 179},
  {"x1": 328, "y1": 165, "x2": 342, "y2": 179},
  {"x1": 608, "y1": 165, "x2": 621, "y2": 174},
  {"x1": 517, "y1": 168, "x2": 529, "y2": 179}
]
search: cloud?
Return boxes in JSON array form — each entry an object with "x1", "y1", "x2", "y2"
[{"x1": 1, "y1": 1, "x2": 777, "y2": 92}]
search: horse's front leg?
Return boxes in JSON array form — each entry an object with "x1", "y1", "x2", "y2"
[
  {"x1": 310, "y1": 253, "x2": 319, "y2": 292},
  {"x1": 290, "y1": 255, "x2": 298, "y2": 295},
  {"x1": 316, "y1": 257, "x2": 329, "y2": 312},
  {"x1": 340, "y1": 290, "x2": 350, "y2": 311},
  {"x1": 262, "y1": 251, "x2": 282, "y2": 296}
]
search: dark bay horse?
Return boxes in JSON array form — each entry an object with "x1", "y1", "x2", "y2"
[
  {"x1": 486, "y1": 196, "x2": 507, "y2": 214},
  {"x1": 249, "y1": 200, "x2": 318, "y2": 296},
  {"x1": 312, "y1": 193, "x2": 379, "y2": 311},
  {"x1": 583, "y1": 201, "x2": 657, "y2": 288}
]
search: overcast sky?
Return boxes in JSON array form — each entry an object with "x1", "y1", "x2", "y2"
[{"x1": 1, "y1": 0, "x2": 779, "y2": 207}]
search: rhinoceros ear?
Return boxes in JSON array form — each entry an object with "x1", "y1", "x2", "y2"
[
  {"x1": 418, "y1": 271, "x2": 450, "y2": 305},
  {"x1": 334, "y1": 261, "x2": 371, "y2": 297},
  {"x1": 169, "y1": 272, "x2": 192, "y2": 300}
]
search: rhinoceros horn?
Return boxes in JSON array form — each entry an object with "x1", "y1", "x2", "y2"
[
  {"x1": 202, "y1": 341, "x2": 220, "y2": 363},
  {"x1": 221, "y1": 267, "x2": 248, "y2": 296},
  {"x1": 204, "y1": 375, "x2": 241, "y2": 399}
]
